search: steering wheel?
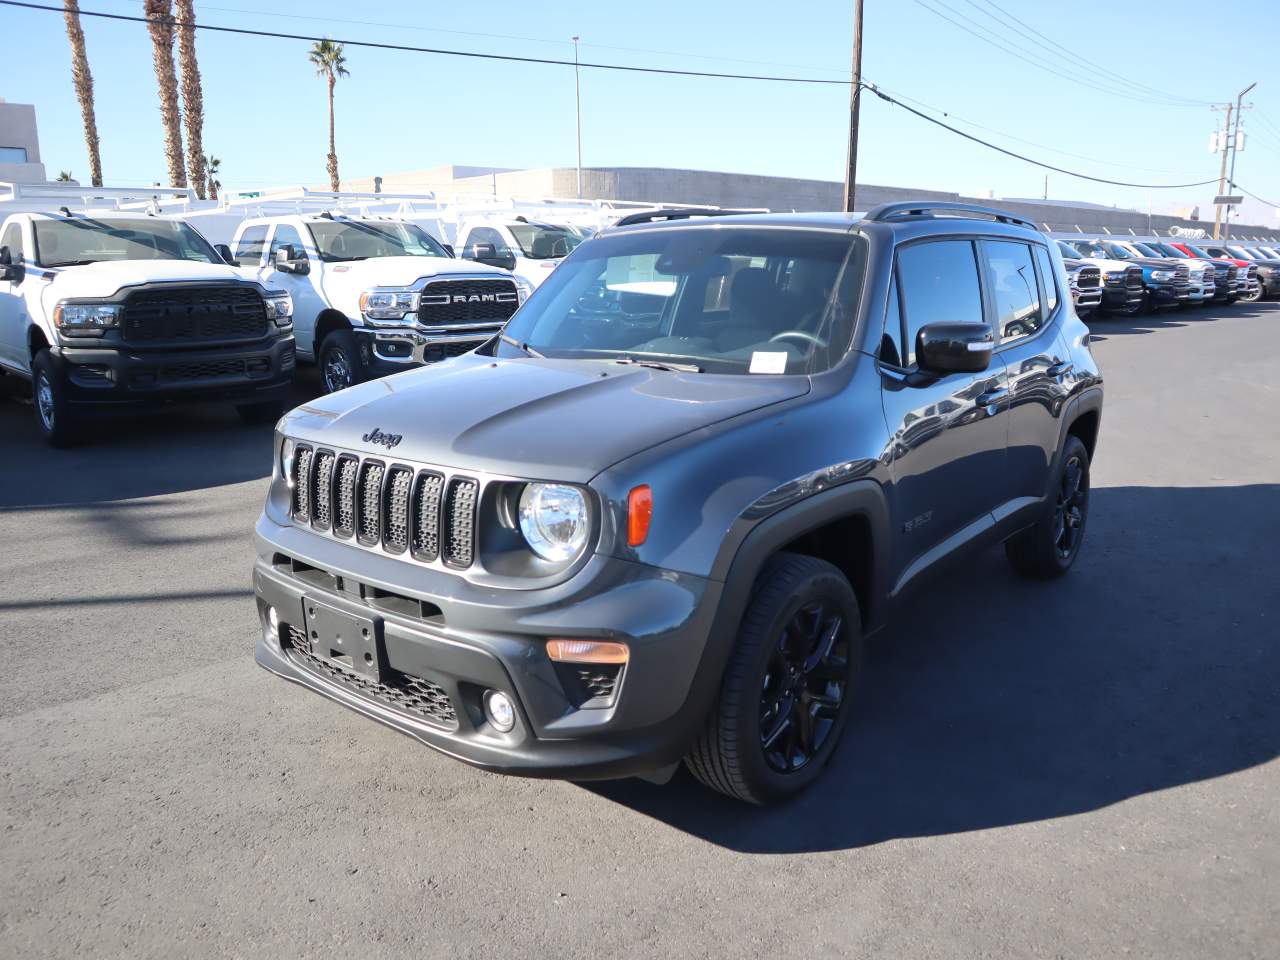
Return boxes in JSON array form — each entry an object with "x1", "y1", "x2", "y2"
[{"x1": 769, "y1": 330, "x2": 829, "y2": 349}]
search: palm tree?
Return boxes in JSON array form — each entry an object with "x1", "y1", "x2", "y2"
[
  {"x1": 56, "y1": 171, "x2": 74, "y2": 182},
  {"x1": 174, "y1": 0, "x2": 206, "y2": 198},
  {"x1": 308, "y1": 39, "x2": 348, "y2": 192},
  {"x1": 143, "y1": 0, "x2": 186, "y2": 187},
  {"x1": 62, "y1": 0, "x2": 103, "y2": 187},
  {"x1": 205, "y1": 154, "x2": 221, "y2": 202}
]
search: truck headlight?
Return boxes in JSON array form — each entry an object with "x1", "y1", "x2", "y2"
[
  {"x1": 264, "y1": 292, "x2": 293, "y2": 326},
  {"x1": 514, "y1": 276, "x2": 534, "y2": 305},
  {"x1": 518, "y1": 482, "x2": 589, "y2": 562},
  {"x1": 53, "y1": 301, "x2": 119, "y2": 337},
  {"x1": 1150, "y1": 270, "x2": 1174, "y2": 281},
  {"x1": 359, "y1": 289, "x2": 417, "y2": 321},
  {"x1": 1104, "y1": 270, "x2": 1125, "y2": 283}
]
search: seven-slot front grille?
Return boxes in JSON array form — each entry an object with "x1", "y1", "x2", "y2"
[
  {"x1": 417, "y1": 278, "x2": 519, "y2": 327},
  {"x1": 284, "y1": 624, "x2": 457, "y2": 727},
  {"x1": 122, "y1": 285, "x2": 268, "y2": 345},
  {"x1": 289, "y1": 445, "x2": 478, "y2": 569}
]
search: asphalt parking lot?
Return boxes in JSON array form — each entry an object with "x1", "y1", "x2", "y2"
[{"x1": 1, "y1": 301, "x2": 1277, "y2": 959}]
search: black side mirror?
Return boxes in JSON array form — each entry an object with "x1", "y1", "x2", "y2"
[
  {"x1": 214, "y1": 243, "x2": 235, "y2": 265},
  {"x1": 274, "y1": 244, "x2": 309, "y2": 275},
  {"x1": 917, "y1": 322, "x2": 993, "y2": 374},
  {"x1": 442, "y1": 243, "x2": 455, "y2": 258},
  {"x1": 0, "y1": 246, "x2": 20, "y2": 282},
  {"x1": 466, "y1": 242, "x2": 496, "y2": 261}
]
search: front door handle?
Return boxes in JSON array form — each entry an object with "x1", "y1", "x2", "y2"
[
  {"x1": 1047, "y1": 360, "x2": 1074, "y2": 378},
  {"x1": 977, "y1": 386, "x2": 1008, "y2": 407}
]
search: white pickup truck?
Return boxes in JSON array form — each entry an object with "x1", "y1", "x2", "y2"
[
  {"x1": 0, "y1": 210, "x2": 295, "y2": 445},
  {"x1": 454, "y1": 217, "x2": 587, "y2": 290},
  {"x1": 228, "y1": 213, "x2": 531, "y2": 393}
]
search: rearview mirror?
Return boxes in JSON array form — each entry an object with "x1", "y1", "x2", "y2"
[
  {"x1": 917, "y1": 322, "x2": 993, "y2": 374},
  {"x1": 274, "y1": 244, "x2": 309, "y2": 275},
  {"x1": 214, "y1": 243, "x2": 235, "y2": 265}
]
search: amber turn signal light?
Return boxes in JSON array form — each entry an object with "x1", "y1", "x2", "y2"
[
  {"x1": 627, "y1": 484, "x2": 652, "y2": 547},
  {"x1": 546, "y1": 639, "x2": 630, "y2": 665}
]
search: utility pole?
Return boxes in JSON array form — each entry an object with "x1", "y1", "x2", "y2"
[
  {"x1": 842, "y1": 0, "x2": 864, "y2": 213},
  {"x1": 1211, "y1": 103, "x2": 1233, "y2": 240},
  {"x1": 572, "y1": 36, "x2": 583, "y2": 200},
  {"x1": 1224, "y1": 81, "x2": 1256, "y2": 243}
]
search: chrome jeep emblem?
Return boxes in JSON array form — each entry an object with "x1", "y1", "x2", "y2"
[{"x1": 362, "y1": 427, "x2": 402, "y2": 450}]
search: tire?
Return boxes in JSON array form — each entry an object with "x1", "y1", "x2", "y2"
[
  {"x1": 317, "y1": 328, "x2": 366, "y2": 394},
  {"x1": 31, "y1": 350, "x2": 81, "y2": 448},
  {"x1": 685, "y1": 552, "x2": 863, "y2": 805},
  {"x1": 236, "y1": 397, "x2": 286, "y2": 425},
  {"x1": 1005, "y1": 435, "x2": 1091, "y2": 579},
  {"x1": 1240, "y1": 285, "x2": 1263, "y2": 304}
]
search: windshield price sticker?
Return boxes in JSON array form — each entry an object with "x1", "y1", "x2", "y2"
[{"x1": 749, "y1": 352, "x2": 788, "y2": 374}]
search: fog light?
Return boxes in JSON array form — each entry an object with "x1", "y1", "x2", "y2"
[{"x1": 483, "y1": 690, "x2": 516, "y2": 732}]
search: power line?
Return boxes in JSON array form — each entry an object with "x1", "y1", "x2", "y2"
[
  {"x1": 0, "y1": 0, "x2": 854, "y2": 85},
  {"x1": 961, "y1": 0, "x2": 1211, "y2": 107},
  {"x1": 909, "y1": 0, "x2": 1205, "y2": 108},
  {"x1": 866, "y1": 84, "x2": 1220, "y2": 189}
]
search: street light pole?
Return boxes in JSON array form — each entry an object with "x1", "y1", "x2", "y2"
[
  {"x1": 572, "y1": 35, "x2": 583, "y2": 200},
  {"x1": 842, "y1": 0, "x2": 864, "y2": 213},
  {"x1": 1224, "y1": 80, "x2": 1256, "y2": 243}
]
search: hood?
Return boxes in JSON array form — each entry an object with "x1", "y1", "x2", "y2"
[
  {"x1": 44, "y1": 259, "x2": 253, "y2": 299},
  {"x1": 282, "y1": 353, "x2": 810, "y2": 483},
  {"x1": 1073, "y1": 256, "x2": 1137, "y2": 273},
  {"x1": 1125, "y1": 257, "x2": 1195, "y2": 271},
  {"x1": 319, "y1": 256, "x2": 510, "y2": 289}
]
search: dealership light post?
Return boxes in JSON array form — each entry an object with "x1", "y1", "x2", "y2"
[
  {"x1": 842, "y1": 0, "x2": 864, "y2": 213},
  {"x1": 573, "y1": 35, "x2": 583, "y2": 200}
]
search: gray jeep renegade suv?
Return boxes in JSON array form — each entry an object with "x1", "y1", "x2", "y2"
[{"x1": 252, "y1": 202, "x2": 1103, "y2": 804}]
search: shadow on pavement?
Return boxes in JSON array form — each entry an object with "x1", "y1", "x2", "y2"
[
  {"x1": 0, "y1": 372, "x2": 322, "y2": 508},
  {"x1": 585, "y1": 483, "x2": 1280, "y2": 853}
]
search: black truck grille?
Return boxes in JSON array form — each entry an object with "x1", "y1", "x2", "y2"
[
  {"x1": 284, "y1": 624, "x2": 457, "y2": 728},
  {"x1": 156, "y1": 356, "x2": 270, "y2": 382},
  {"x1": 1125, "y1": 267, "x2": 1145, "y2": 291},
  {"x1": 290, "y1": 445, "x2": 479, "y2": 569},
  {"x1": 418, "y1": 278, "x2": 519, "y2": 327},
  {"x1": 122, "y1": 285, "x2": 268, "y2": 345},
  {"x1": 1076, "y1": 266, "x2": 1101, "y2": 290}
]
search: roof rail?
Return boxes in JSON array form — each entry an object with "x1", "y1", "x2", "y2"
[
  {"x1": 864, "y1": 201, "x2": 1038, "y2": 231},
  {"x1": 612, "y1": 206, "x2": 765, "y2": 227}
]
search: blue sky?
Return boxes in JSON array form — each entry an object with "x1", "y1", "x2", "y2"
[{"x1": 5, "y1": 0, "x2": 1280, "y2": 226}]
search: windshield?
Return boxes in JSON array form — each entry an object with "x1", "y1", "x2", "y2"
[
  {"x1": 1227, "y1": 246, "x2": 1255, "y2": 260},
  {"x1": 1155, "y1": 243, "x2": 1190, "y2": 259},
  {"x1": 308, "y1": 220, "x2": 449, "y2": 262},
  {"x1": 1131, "y1": 242, "x2": 1163, "y2": 257},
  {"x1": 33, "y1": 217, "x2": 219, "y2": 267},
  {"x1": 1103, "y1": 243, "x2": 1138, "y2": 260},
  {"x1": 1182, "y1": 244, "x2": 1212, "y2": 259},
  {"x1": 1056, "y1": 241, "x2": 1081, "y2": 260},
  {"x1": 495, "y1": 227, "x2": 866, "y2": 375},
  {"x1": 508, "y1": 223, "x2": 584, "y2": 260},
  {"x1": 1070, "y1": 240, "x2": 1112, "y2": 259}
]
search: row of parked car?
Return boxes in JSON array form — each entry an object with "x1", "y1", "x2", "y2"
[
  {"x1": 1054, "y1": 235, "x2": 1280, "y2": 318},
  {"x1": 1, "y1": 201, "x2": 1277, "y2": 446}
]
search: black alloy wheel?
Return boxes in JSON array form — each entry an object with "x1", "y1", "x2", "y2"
[
  {"x1": 1053, "y1": 453, "x2": 1087, "y2": 561},
  {"x1": 1005, "y1": 434, "x2": 1091, "y2": 579},
  {"x1": 758, "y1": 601, "x2": 850, "y2": 773}
]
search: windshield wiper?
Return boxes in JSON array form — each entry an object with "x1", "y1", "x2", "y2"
[
  {"x1": 499, "y1": 334, "x2": 545, "y2": 358},
  {"x1": 46, "y1": 259, "x2": 100, "y2": 267},
  {"x1": 613, "y1": 357, "x2": 703, "y2": 373}
]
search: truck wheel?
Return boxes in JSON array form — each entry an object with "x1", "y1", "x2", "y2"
[
  {"x1": 236, "y1": 397, "x2": 286, "y2": 425},
  {"x1": 1005, "y1": 435, "x2": 1090, "y2": 579},
  {"x1": 686, "y1": 553, "x2": 863, "y2": 805},
  {"x1": 1240, "y1": 285, "x2": 1262, "y2": 304},
  {"x1": 31, "y1": 350, "x2": 81, "y2": 448},
  {"x1": 318, "y1": 329, "x2": 366, "y2": 394}
]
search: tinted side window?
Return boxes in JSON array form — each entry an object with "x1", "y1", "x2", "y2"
[
  {"x1": 0, "y1": 223, "x2": 22, "y2": 261},
  {"x1": 1032, "y1": 244, "x2": 1059, "y2": 316},
  {"x1": 983, "y1": 240, "x2": 1042, "y2": 344},
  {"x1": 269, "y1": 224, "x2": 306, "y2": 260},
  {"x1": 897, "y1": 240, "x2": 984, "y2": 366},
  {"x1": 235, "y1": 224, "x2": 268, "y2": 266}
]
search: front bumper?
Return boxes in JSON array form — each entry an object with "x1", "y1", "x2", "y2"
[
  {"x1": 356, "y1": 325, "x2": 500, "y2": 377},
  {"x1": 1144, "y1": 282, "x2": 1190, "y2": 307},
  {"x1": 52, "y1": 334, "x2": 294, "y2": 406},
  {"x1": 252, "y1": 511, "x2": 724, "y2": 780},
  {"x1": 1101, "y1": 285, "x2": 1145, "y2": 310}
]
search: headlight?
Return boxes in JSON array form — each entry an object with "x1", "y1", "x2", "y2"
[
  {"x1": 1104, "y1": 270, "x2": 1125, "y2": 283},
  {"x1": 514, "y1": 276, "x2": 534, "y2": 305},
  {"x1": 264, "y1": 292, "x2": 293, "y2": 326},
  {"x1": 1150, "y1": 270, "x2": 1174, "y2": 281},
  {"x1": 359, "y1": 289, "x2": 417, "y2": 321},
  {"x1": 53, "y1": 301, "x2": 119, "y2": 336},
  {"x1": 1067, "y1": 273, "x2": 1079, "y2": 289},
  {"x1": 518, "y1": 482, "x2": 589, "y2": 562}
]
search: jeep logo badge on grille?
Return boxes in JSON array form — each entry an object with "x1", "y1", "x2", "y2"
[{"x1": 362, "y1": 428, "x2": 403, "y2": 450}]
